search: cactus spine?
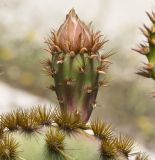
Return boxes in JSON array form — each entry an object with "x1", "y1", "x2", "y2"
[{"x1": 0, "y1": 9, "x2": 148, "y2": 160}]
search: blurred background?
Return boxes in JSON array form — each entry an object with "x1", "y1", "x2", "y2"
[{"x1": 0, "y1": 0, "x2": 155, "y2": 157}]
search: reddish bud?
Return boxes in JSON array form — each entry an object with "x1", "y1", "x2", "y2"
[{"x1": 47, "y1": 9, "x2": 104, "y2": 54}]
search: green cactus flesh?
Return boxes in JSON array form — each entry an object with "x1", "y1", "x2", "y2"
[
  {"x1": 46, "y1": 52, "x2": 108, "y2": 122},
  {"x1": 12, "y1": 130, "x2": 99, "y2": 160},
  {"x1": 0, "y1": 107, "x2": 148, "y2": 160}
]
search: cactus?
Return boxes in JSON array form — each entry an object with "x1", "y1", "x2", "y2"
[
  {"x1": 133, "y1": 11, "x2": 155, "y2": 82},
  {"x1": 0, "y1": 9, "x2": 148, "y2": 160},
  {"x1": 43, "y1": 9, "x2": 111, "y2": 122}
]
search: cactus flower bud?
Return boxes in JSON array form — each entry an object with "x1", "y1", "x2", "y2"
[
  {"x1": 48, "y1": 9, "x2": 104, "y2": 54},
  {"x1": 45, "y1": 9, "x2": 112, "y2": 122}
]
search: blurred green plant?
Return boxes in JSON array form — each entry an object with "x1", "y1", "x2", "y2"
[{"x1": 133, "y1": 12, "x2": 155, "y2": 80}]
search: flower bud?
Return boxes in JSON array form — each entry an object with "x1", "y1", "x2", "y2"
[{"x1": 48, "y1": 9, "x2": 105, "y2": 54}]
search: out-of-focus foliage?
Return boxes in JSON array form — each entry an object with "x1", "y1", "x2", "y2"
[{"x1": 0, "y1": 27, "x2": 54, "y2": 99}]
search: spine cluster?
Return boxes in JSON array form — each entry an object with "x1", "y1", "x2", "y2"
[{"x1": 134, "y1": 11, "x2": 155, "y2": 80}]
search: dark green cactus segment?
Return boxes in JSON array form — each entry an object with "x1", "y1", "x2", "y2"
[
  {"x1": 134, "y1": 11, "x2": 155, "y2": 80},
  {"x1": 0, "y1": 135, "x2": 19, "y2": 160},
  {"x1": 44, "y1": 51, "x2": 110, "y2": 122}
]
